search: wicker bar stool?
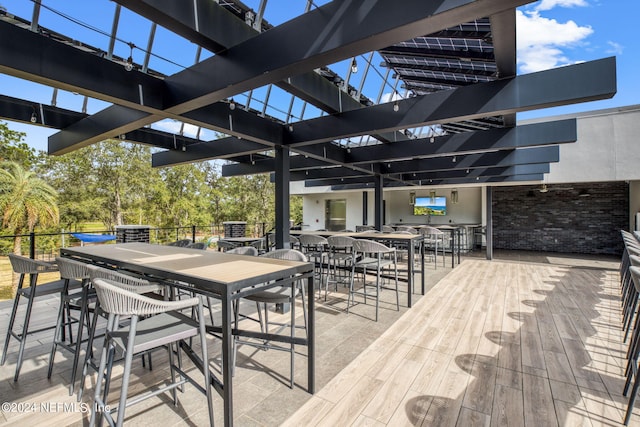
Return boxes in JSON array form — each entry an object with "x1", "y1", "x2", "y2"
[
  {"x1": 348, "y1": 239, "x2": 399, "y2": 322},
  {"x1": 47, "y1": 257, "x2": 96, "y2": 395},
  {"x1": 1, "y1": 254, "x2": 82, "y2": 382},
  {"x1": 89, "y1": 278, "x2": 214, "y2": 427},
  {"x1": 298, "y1": 234, "x2": 329, "y2": 298},
  {"x1": 78, "y1": 266, "x2": 164, "y2": 401},
  {"x1": 420, "y1": 226, "x2": 446, "y2": 268},
  {"x1": 233, "y1": 249, "x2": 308, "y2": 388},
  {"x1": 326, "y1": 235, "x2": 356, "y2": 295}
]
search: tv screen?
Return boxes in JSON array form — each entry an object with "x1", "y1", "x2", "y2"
[{"x1": 414, "y1": 196, "x2": 447, "y2": 216}]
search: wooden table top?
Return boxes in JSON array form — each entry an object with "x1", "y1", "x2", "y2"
[
  {"x1": 61, "y1": 242, "x2": 313, "y2": 294},
  {"x1": 290, "y1": 230, "x2": 422, "y2": 241}
]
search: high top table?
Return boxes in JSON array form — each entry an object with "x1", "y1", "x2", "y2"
[
  {"x1": 60, "y1": 242, "x2": 315, "y2": 427},
  {"x1": 290, "y1": 230, "x2": 424, "y2": 308}
]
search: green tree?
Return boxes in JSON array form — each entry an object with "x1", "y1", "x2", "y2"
[
  {"x1": 0, "y1": 120, "x2": 37, "y2": 169},
  {"x1": 0, "y1": 161, "x2": 59, "y2": 255}
]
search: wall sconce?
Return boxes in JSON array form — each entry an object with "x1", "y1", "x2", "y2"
[
  {"x1": 451, "y1": 188, "x2": 459, "y2": 204},
  {"x1": 409, "y1": 191, "x2": 416, "y2": 205}
]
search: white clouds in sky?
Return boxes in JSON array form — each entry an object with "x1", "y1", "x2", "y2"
[
  {"x1": 153, "y1": 119, "x2": 216, "y2": 141},
  {"x1": 606, "y1": 41, "x2": 624, "y2": 55},
  {"x1": 517, "y1": 6, "x2": 593, "y2": 73},
  {"x1": 534, "y1": 0, "x2": 589, "y2": 12}
]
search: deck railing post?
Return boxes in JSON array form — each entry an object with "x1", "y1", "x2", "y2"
[{"x1": 29, "y1": 232, "x2": 35, "y2": 259}]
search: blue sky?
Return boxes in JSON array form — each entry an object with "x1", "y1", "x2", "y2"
[{"x1": 1, "y1": 0, "x2": 637, "y2": 152}]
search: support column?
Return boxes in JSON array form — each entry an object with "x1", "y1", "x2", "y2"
[
  {"x1": 274, "y1": 145, "x2": 290, "y2": 249},
  {"x1": 362, "y1": 191, "x2": 368, "y2": 225},
  {"x1": 374, "y1": 175, "x2": 383, "y2": 231},
  {"x1": 486, "y1": 186, "x2": 493, "y2": 260}
]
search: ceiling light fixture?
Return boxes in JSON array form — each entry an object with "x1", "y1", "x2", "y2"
[
  {"x1": 451, "y1": 188, "x2": 459, "y2": 204},
  {"x1": 393, "y1": 100, "x2": 399, "y2": 112},
  {"x1": 30, "y1": 110, "x2": 37, "y2": 123},
  {"x1": 124, "y1": 42, "x2": 135, "y2": 71},
  {"x1": 229, "y1": 98, "x2": 236, "y2": 110},
  {"x1": 429, "y1": 136, "x2": 435, "y2": 143},
  {"x1": 351, "y1": 58, "x2": 358, "y2": 74},
  {"x1": 452, "y1": 156, "x2": 457, "y2": 163}
]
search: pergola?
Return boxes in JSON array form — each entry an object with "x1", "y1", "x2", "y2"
[{"x1": 0, "y1": 0, "x2": 616, "y2": 249}]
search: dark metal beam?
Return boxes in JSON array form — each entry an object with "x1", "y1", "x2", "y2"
[
  {"x1": 348, "y1": 119, "x2": 576, "y2": 164},
  {"x1": 378, "y1": 146, "x2": 559, "y2": 175},
  {"x1": 305, "y1": 163, "x2": 548, "y2": 187},
  {"x1": 220, "y1": 119, "x2": 575, "y2": 177},
  {"x1": 286, "y1": 57, "x2": 616, "y2": 146},
  {"x1": 328, "y1": 173, "x2": 543, "y2": 190},
  {"x1": 222, "y1": 155, "x2": 328, "y2": 176},
  {"x1": 0, "y1": 94, "x2": 211, "y2": 152},
  {"x1": 0, "y1": 94, "x2": 85, "y2": 129},
  {"x1": 160, "y1": 0, "x2": 532, "y2": 113},
  {"x1": 399, "y1": 163, "x2": 550, "y2": 181},
  {"x1": 152, "y1": 137, "x2": 269, "y2": 167},
  {"x1": 116, "y1": 0, "x2": 365, "y2": 115},
  {"x1": 0, "y1": 20, "x2": 166, "y2": 112}
]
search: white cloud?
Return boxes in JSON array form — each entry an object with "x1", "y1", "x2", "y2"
[
  {"x1": 517, "y1": 10, "x2": 593, "y2": 73},
  {"x1": 606, "y1": 41, "x2": 624, "y2": 55},
  {"x1": 153, "y1": 119, "x2": 202, "y2": 139},
  {"x1": 380, "y1": 91, "x2": 403, "y2": 104},
  {"x1": 534, "y1": 0, "x2": 589, "y2": 12}
]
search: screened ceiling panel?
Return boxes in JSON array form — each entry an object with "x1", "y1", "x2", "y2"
[{"x1": 0, "y1": 0, "x2": 617, "y2": 188}]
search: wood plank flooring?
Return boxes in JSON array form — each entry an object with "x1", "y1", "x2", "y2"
[
  {"x1": 284, "y1": 258, "x2": 639, "y2": 427},
  {"x1": 0, "y1": 254, "x2": 636, "y2": 426}
]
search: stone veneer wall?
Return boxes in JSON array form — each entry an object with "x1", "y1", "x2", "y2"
[{"x1": 492, "y1": 182, "x2": 628, "y2": 255}]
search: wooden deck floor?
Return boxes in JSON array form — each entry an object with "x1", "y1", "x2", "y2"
[
  {"x1": 284, "y1": 258, "x2": 640, "y2": 427},
  {"x1": 0, "y1": 254, "x2": 637, "y2": 426}
]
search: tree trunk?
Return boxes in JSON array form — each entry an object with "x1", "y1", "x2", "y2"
[
  {"x1": 115, "y1": 189, "x2": 123, "y2": 225},
  {"x1": 11, "y1": 233, "x2": 22, "y2": 295}
]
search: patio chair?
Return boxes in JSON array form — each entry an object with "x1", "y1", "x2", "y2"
[
  {"x1": 1, "y1": 254, "x2": 82, "y2": 382},
  {"x1": 185, "y1": 241, "x2": 207, "y2": 250},
  {"x1": 217, "y1": 239, "x2": 239, "y2": 252},
  {"x1": 167, "y1": 239, "x2": 192, "y2": 247},
  {"x1": 348, "y1": 239, "x2": 399, "y2": 322},
  {"x1": 227, "y1": 246, "x2": 259, "y2": 256},
  {"x1": 47, "y1": 257, "x2": 96, "y2": 395},
  {"x1": 233, "y1": 249, "x2": 308, "y2": 388},
  {"x1": 382, "y1": 225, "x2": 395, "y2": 233},
  {"x1": 89, "y1": 278, "x2": 214, "y2": 427},
  {"x1": 420, "y1": 226, "x2": 446, "y2": 268},
  {"x1": 78, "y1": 265, "x2": 164, "y2": 401},
  {"x1": 326, "y1": 235, "x2": 356, "y2": 295},
  {"x1": 298, "y1": 234, "x2": 329, "y2": 298}
]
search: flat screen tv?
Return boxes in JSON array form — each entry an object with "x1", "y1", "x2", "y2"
[{"x1": 413, "y1": 196, "x2": 447, "y2": 216}]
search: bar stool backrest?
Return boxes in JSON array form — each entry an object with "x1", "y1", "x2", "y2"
[
  {"x1": 261, "y1": 248, "x2": 307, "y2": 262},
  {"x1": 55, "y1": 257, "x2": 91, "y2": 280},
  {"x1": 8, "y1": 254, "x2": 57, "y2": 275},
  {"x1": 227, "y1": 246, "x2": 259, "y2": 256}
]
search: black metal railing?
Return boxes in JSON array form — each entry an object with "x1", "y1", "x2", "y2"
[{"x1": 0, "y1": 223, "x2": 270, "y2": 299}]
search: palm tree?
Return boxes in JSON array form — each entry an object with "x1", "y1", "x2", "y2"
[{"x1": 0, "y1": 161, "x2": 59, "y2": 256}]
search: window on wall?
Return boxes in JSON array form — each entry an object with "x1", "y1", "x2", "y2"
[{"x1": 325, "y1": 199, "x2": 346, "y2": 231}]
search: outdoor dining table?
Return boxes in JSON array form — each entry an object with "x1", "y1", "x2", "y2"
[
  {"x1": 60, "y1": 242, "x2": 315, "y2": 427},
  {"x1": 218, "y1": 236, "x2": 264, "y2": 246},
  {"x1": 290, "y1": 230, "x2": 425, "y2": 308},
  {"x1": 434, "y1": 225, "x2": 462, "y2": 268}
]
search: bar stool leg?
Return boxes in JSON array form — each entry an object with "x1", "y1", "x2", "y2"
[
  {"x1": 1, "y1": 274, "x2": 25, "y2": 366},
  {"x1": 14, "y1": 276, "x2": 38, "y2": 382}
]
